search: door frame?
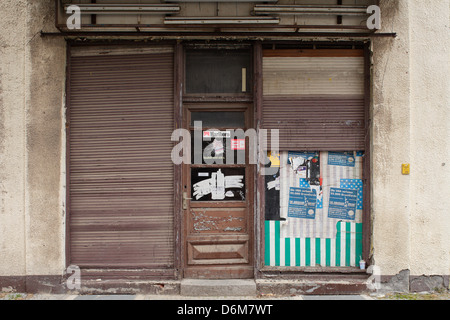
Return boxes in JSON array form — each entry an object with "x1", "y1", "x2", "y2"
[
  {"x1": 176, "y1": 42, "x2": 256, "y2": 279},
  {"x1": 181, "y1": 104, "x2": 255, "y2": 279}
]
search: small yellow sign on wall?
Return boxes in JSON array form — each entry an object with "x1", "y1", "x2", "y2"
[{"x1": 402, "y1": 164, "x2": 410, "y2": 175}]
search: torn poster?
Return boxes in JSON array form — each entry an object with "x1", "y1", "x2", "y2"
[
  {"x1": 328, "y1": 188, "x2": 357, "y2": 220},
  {"x1": 327, "y1": 151, "x2": 356, "y2": 167},
  {"x1": 299, "y1": 178, "x2": 323, "y2": 209},
  {"x1": 268, "y1": 151, "x2": 280, "y2": 168},
  {"x1": 266, "y1": 152, "x2": 280, "y2": 192},
  {"x1": 196, "y1": 138, "x2": 226, "y2": 163},
  {"x1": 203, "y1": 138, "x2": 224, "y2": 160},
  {"x1": 287, "y1": 187, "x2": 317, "y2": 220},
  {"x1": 212, "y1": 139, "x2": 224, "y2": 155},
  {"x1": 265, "y1": 171, "x2": 281, "y2": 221},
  {"x1": 287, "y1": 152, "x2": 320, "y2": 185},
  {"x1": 280, "y1": 152, "x2": 321, "y2": 238},
  {"x1": 267, "y1": 177, "x2": 280, "y2": 191},
  {"x1": 265, "y1": 151, "x2": 281, "y2": 220}
]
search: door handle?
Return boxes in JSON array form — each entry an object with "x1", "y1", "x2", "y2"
[{"x1": 183, "y1": 192, "x2": 192, "y2": 210}]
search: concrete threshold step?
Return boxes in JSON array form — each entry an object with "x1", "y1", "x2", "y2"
[
  {"x1": 180, "y1": 279, "x2": 257, "y2": 297},
  {"x1": 257, "y1": 278, "x2": 371, "y2": 296}
]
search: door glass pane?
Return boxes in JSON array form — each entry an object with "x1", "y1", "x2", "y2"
[
  {"x1": 186, "y1": 50, "x2": 252, "y2": 94},
  {"x1": 191, "y1": 112, "x2": 245, "y2": 128},
  {"x1": 190, "y1": 130, "x2": 246, "y2": 165}
]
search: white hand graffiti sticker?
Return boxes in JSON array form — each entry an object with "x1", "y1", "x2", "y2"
[{"x1": 193, "y1": 169, "x2": 244, "y2": 200}]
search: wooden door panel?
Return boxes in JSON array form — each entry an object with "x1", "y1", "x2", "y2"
[
  {"x1": 189, "y1": 208, "x2": 247, "y2": 234},
  {"x1": 187, "y1": 235, "x2": 249, "y2": 265}
]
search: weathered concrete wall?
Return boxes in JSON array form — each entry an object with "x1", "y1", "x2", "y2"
[
  {"x1": 372, "y1": 0, "x2": 412, "y2": 279},
  {"x1": 372, "y1": 0, "x2": 450, "y2": 291},
  {"x1": 0, "y1": 0, "x2": 28, "y2": 277},
  {"x1": 25, "y1": 0, "x2": 66, "y2": 277},
  {"x1": 0, "y1": 0, "x2": 66, "y2": 280},
  {"x1": 408, "y1": 0, "x2": 450, "y2": 286}
]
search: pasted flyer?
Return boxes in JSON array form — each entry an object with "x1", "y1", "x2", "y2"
[
  {"x1": 328, "y1": 188, "x2": 357, "y2": 220},
  {"x1": 287, "y1": 187, "x2": 317, "y2": 220}
]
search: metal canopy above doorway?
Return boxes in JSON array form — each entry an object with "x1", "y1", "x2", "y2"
[{"x1": 52, "y1": 0, "x2": 395, "y2": 38}]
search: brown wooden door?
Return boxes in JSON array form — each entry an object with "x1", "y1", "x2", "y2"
[{"x1": 183, "y1": 105, "x2": 254, "y2": 279}]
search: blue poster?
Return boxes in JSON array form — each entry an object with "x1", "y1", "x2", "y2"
[
  {"x1": 328, "y1": 188, "x2": 357, "y2": 220},
  {"x1": 328, "y1": 152, "x2": 356, "y2": 167},
  {"x1": 288, "y1": 187, "x2": 317, "y2": 220},
  {"x1": 340, "y1": 179, "x2": 363, "y2": 210}
]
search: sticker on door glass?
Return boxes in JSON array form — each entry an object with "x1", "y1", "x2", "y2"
[
  {"x1": 203, "y1": 130, "x2": 231, "y2": 139},
  {"x1": 231, "y1": 139, "x2": 245, "y2": 150},
  {"x1": 192, "y1": 130, "x2": 245, "y2": 164}
]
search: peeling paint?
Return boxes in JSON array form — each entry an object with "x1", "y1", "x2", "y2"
[
  {"x1": 224, "y1": 227, "x2": 242, "y2": 232},
  {"x1": 191, "y1": 210, "x2": 245, "y2": 233}
]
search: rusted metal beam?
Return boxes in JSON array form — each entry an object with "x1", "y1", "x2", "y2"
[
  {"x1": 54, "y1": 23, "x2": 375, "y2": 30},
  {"x1": 63, "y1": 3, "x2": 181, "y2": 14},
  {"x1": 164, "y1": 17, "x2": 280, "y2": 25},
  {"x1": 41, "y1": 31, "x2": 396, "y2": 38}
]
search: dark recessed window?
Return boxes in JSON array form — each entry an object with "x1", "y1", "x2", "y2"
[{"x1": 185, "y1": 50, "x2": 252, "y2": 94}]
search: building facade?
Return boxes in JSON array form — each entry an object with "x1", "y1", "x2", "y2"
[{"x1": 0, "y1": 0, "x2": 449, "y2": 294}]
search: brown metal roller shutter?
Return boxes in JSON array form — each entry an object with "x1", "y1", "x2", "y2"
[
  {"x1": 68, "y1": 47, "x2": 174, "y2": 269},
  {"x1": 262, "y1": 95, "x2": 365, "y2": 151},
  {"x1": 262, "y1": 49, "x2": 366, "y2": 151}
]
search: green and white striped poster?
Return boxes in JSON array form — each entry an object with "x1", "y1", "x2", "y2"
[{"x1": 265, "y1": 220, "x2": 363, "y2": 267}]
